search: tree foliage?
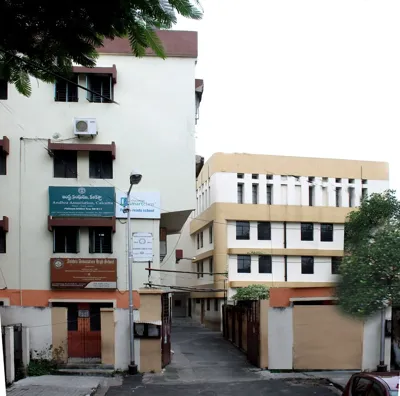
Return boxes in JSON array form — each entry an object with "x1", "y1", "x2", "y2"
[
  {"x1": 0, "y1": 0, "x2": 202, "y2": 96},
  {"x1": 337, "y1": 190, "x2": 400, "y2": 318},
  {"x1": 232, "y1": 284, "x2": 270, "y2": 301}
]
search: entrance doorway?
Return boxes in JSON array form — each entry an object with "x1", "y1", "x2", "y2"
[{"x1": 53, "y1": 302, "x2": 113, "y2": 361}]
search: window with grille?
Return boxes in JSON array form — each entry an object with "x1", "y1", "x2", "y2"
[
  {"x1": 55, "y1": 76, "x2": 78, "y2": 102},
  {"x1": 237, "y1": 183, "x2": 244, "y2": 204},
  {"x1": 331, "y1": 257, "x2": 342, "y2": 274},
  {"x1": 252, "y1": 184, "x2": 258, "y2": 204},
  {"x1": 89, "y1": 151, "x2": 113, "y2": 179},
  {"x1": 0, "y1": 228, "x2": 5, "y2": 253},
  {"x1": 209, "y1": 225, "x2": 213, "y2": 243},
  {"x1": 89, "y1": 227, "x2": 112, "y2": 253},
  {"x1": 257, "y1": 222, "x2": 271, "y2": 240},
  {"x1": 236, "y1": 221, "x2": 250, "y2": 240},
  {"x1": 200, "y1": 231, "x2": 203, "y2": 248},
  {"x1": 267, "y1": 185, "x2": 273, "y2": 204},
  {"x1": 197, "y1": 234, "x2": 200, "y2": 249},
  {"x1": 0, "y1": 80, "x2": 8, "y2": 100},
  {"x1": 53, "y1": 150, "x2": 77, "y2": 178},
  {"x1": 321, "y1": 223, "x2": 334, "y2": 242},
  {"x1": 301, "y1": 256, "x2": 314, "y2": 274},
  {"x1": 87, "y1": 75, "x2": 113, "y2": 103},
  {"x1": 237, "y1": 255, "x2": 251, "y2": 273},
  {"x1": 259, "y1": 256, "x2": 272, "y2": 273},
  {"x1": 209, "y1": 257, "x2": 213, "y2": 275},
  {"x1": 0, "y1": 148, "x2": 6, "y2": 175},
  {"x1": 53, "y1": 227, "x2": 79, "y2": 253},
  {"x1": 301, "y1": 223, "x2": 314, "y2": 241}
]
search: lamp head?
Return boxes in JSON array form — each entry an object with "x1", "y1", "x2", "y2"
[{"x1": 130, "y1": 171, "x2": 142, "y2": 185}]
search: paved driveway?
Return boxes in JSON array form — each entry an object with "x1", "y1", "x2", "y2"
[{"x1": 106, "y1": 318, "x2": 340, "y2": 395}]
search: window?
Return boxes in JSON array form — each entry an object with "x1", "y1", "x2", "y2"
[
  {"x1": 301, "y1": 256, "x2": 314, "y2": 274},
  {"x1": 335, "y1": 187, "x2": 342, "y2": 207},
  {"x1": 267, "y1": 185, "x2": 273, "y2": 204},
  {"x1": 349, "y1": 187, "x2": 355, "y2": 207},
  {"x1": 0, "y1": 80, "x2": 8, "y2": 100},
  {"x1": 55, "y1": 76, "x2": 78, "y2": 102},
  {"x1": 236, "y1": 221, "x2": 250, "y2": 240},
  {"x1": 348, "y1": 178, "x2": 355, "y2": 184},
  {"x1": 321, "y1": 223, "x2": 333, "y2": 242},
  {"x1": 53, "y1": 150, "x2": 77, "y2": 178},
  {"x1": 257, "y1": 222, "x2": 271, "y2": 240},
  {"x1": 53, "y1": 227, "x2": 79, "y2": 253},
  {"x1": 308, "y1": 176, "x2": 315, "y2": 183},
  {"x1": 362, "y1": 179, "x2": 367, "y2": 185},
  {"x1": 87, "y1": 74, "x2": 113, "y2": 103},
  {"x1": 237, "y1": 255, "x2": 251, "y2": 273},
  {"x1": 214, "y1": 299, "x2": 219, "y2": 311},
  {"x1": 0, "y1": 228, "x2": 5, "y2": 253},
  {"x1": 209, "y1": 257, "x2": 213, "y2": 275},
  {"x1": 362, "y1": 188, "x2": 368, "y2": 200},
  {"x1": 0, "y1": 148, "x2": 6, "y2": 175},
  {"x1": 351, "y1": 376, "x2": 374, "y2": 396},
  {"x1": 89, "y1": 227, "x2": 112, "y2": 253},
  {"x1": 281, "y1": 175, "x2": 287, "y2": 181},
  {"x1": 335, "y1": 178, "x2": 341, "y2": 183},
  {"x1": 209, "y1": 225, "x2": 213, "y2": 243},
  {"x1": 309, "y1": 186, "x2": 315, "y2": 206},
  {"x1": 237, "y1": 173, "x2": 244, "y2": 179},
  {"x1": 197, "y1": 233, "x2": 200, "y2": 249},
  {"x1": 301, "y1": 223, "x2": 314, "y2": 241},
  {"x1": 197, "y1": 261, "x2": 204, "y2": 278},
  {"x1": 206, "y1": 299, "x2": 210, "y2": 311},
  {"x1": 89, "y1": 151, "x2": 113, "y2": 179},
  {"x1": 252, "y1": 184, "x2": 258, "y2": 204},
  {"x1": 331, "y1": 257, "x2": 342, "y2": 275},
  {"x1": 237, "y1": 183, "x2": 244, "y2": 204},
  {"x1": 200, "y1": 231, "x2": 203, "y2": 248},
  {"x1": 252, "y1": 174, "x2": 258, "y2": 179},
  {"x1": 322, "y1": 177, "x2": 328, "y2": 182},
  {"x1": 259, "y1": 256, "x2": 272, "y2": 273},
  {"x1": 266, "y1": 174, "x2": 273, "y2": 180}
]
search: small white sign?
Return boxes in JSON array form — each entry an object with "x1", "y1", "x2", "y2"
[
  {"x1": 132, "y1": 232, "x2": 153, "y2": 262},
  {"x1": 115, "y1": 191, "x2": 161, "y2": 219}
]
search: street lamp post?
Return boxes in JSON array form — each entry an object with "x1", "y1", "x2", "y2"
[{"x1": 125, "y1": 171, "x2": 142, "y2": 375}]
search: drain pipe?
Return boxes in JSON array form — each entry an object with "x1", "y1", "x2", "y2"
[{"x1": 283, "y1": 221, "x2": 288, "y2": 282}]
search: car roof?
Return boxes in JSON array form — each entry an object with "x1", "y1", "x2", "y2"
[{"x1": 356, "y1": 372, "x2": 400, "y2": 390}]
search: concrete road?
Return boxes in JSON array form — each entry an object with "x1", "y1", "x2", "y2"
[{"x1": 106, "y1": 318, "x2": 340, "y2": 395}]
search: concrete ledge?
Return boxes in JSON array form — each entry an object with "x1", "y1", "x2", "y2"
[{"x1": 139, "y1": 288, "x2": 165, "y2": 295}]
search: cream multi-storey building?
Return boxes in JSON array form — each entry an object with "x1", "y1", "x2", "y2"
[{"x1": 174, "y1": 152, "x2": 389, "y2": 330}]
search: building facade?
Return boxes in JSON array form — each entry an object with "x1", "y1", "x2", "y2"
[
  {"x1": 176, "y1": 152, "x2": 389, "y2": 330},
  {"x1": 0, "y1": 30, "x2": 202, "y2": 370}
]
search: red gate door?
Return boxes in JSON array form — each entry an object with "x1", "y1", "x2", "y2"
[
  {"x1": 68, "y1": 303, "x2": 101, "y2": 359},
  {"x1": 161, "y1": 294, "x2": 171, "y2": 367},
  {"x1": 246, "y1": 301, "x2": 260, "y2": 367}
]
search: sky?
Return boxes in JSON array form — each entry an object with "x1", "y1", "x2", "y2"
[{"x1": 175, "y1": 0, "x2": 400, "y2": 191}]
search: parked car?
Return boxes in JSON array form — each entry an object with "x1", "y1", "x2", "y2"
[{"x1": 342, "y1": 372, "x2": 399, "y2": 396}]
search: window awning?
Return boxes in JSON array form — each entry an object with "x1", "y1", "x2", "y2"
[
  {"x1": 0, "y1": 136, "x2": 9, "y2": 154},
  {"x1": 48, "y1": 216, "x2": 116, "y2": 232},
  {"x1": 0, "y1": 216, "x2": 9, "y2": 232},
  {"x1": 72, "y1": 65, "x2": 117, "y2": 83},
  {"x1": 48, "y1": 140, "x2": 116, "y2": 160}
]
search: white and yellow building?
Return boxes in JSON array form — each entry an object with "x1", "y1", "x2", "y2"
[{"x1": 175, "y1": 152, "x2": 389, "y2": 332}]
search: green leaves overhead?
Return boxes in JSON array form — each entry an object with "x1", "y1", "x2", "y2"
[
  {"x1": 0, "y1": 0, "x2": 203, "y2": 96},
  {"x1": 337, "y1": 190, "x2": 400, "y2": 318},
  {"x1": 232, "y1": 284, "x2": 270, "y2": 301}
]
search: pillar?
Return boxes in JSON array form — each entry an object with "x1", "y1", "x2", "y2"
[
  {"x1": 5, "y1": 326, "x2": 14, "y2": 384},
  {"x1": 22, "y1": 327, "x2": 30, "y2": 368}
]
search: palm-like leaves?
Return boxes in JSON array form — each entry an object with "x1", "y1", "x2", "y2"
[{"x1": 0, "y1": 0, "x2": 203, "y2": 96}]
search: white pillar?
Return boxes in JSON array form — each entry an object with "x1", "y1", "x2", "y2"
[
  {"x1": 5, "y1": 326, "x2": 15, "y2": 385},
  {"x1": 22, "y1": 327, "x2": 30, "y2": 368}
]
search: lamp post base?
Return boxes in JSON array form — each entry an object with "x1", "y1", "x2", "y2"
[
  {"x1": 128, "y1": 363, "x2": 138, "y2": 375},
  {"x1": 376, "y1": 364, "x2": 387, "y2": 372}
]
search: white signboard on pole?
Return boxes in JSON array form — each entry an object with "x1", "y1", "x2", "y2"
[
  {"x1": 132, "y1": 232, "x2": 153, "y2": 262},
  {"x1": 115, "y1": 191, "x2": 161, "y2": 219}
]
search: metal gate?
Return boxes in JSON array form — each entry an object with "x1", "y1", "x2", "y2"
[
  {"x1": 246, "y1": 301, "x2": 260, "y2": 367},
  {"x1": 161, "y1": 294, "x2": 171, "y2": 368},
  {"x1": 67, "y1": 303, "x2": 101, "y2": 361}
]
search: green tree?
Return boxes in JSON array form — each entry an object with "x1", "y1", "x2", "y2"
[
  {"x1": 0, "y1": 0, "x2": 202, "y2": 96},
  {"x1": 337, "y1": 190, "x2": 400, "y2": 318},
  {"x1": 232, "y1": 284, "x2": 270, "y2": 301}
]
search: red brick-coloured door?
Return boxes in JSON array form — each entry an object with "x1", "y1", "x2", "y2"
[{"x1": 68, "y1": 303, "x2": 101, "y2": 359}]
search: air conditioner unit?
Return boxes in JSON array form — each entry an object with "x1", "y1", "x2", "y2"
[{"x1": 73, "y1": 118, "x2": 97, "y2": 136}]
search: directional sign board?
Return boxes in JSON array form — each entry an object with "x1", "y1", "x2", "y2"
[{"x1": 132, "y1": 232, "x2": 153, "y2": 262}]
